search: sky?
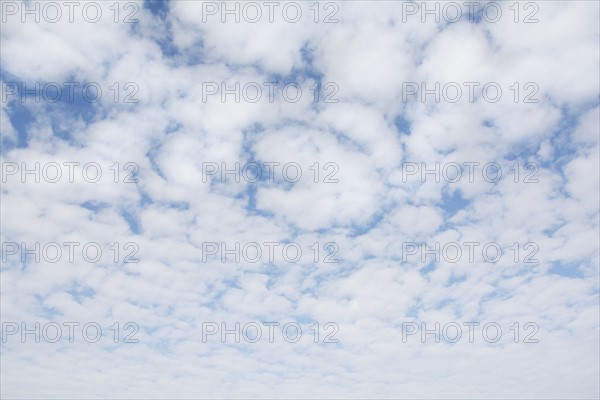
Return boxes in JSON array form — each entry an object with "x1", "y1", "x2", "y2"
[{"x1": 0, "y1": 0, "x2": 599, "y2": 398}]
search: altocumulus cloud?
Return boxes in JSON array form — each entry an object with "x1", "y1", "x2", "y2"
[{"x1": 0, "y1": 0, "x2": 599, "y2": 399}]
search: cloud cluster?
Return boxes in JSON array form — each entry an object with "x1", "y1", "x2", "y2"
[{"x1": 1, "y1": 1, "x2": 598, "y2": 398}]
